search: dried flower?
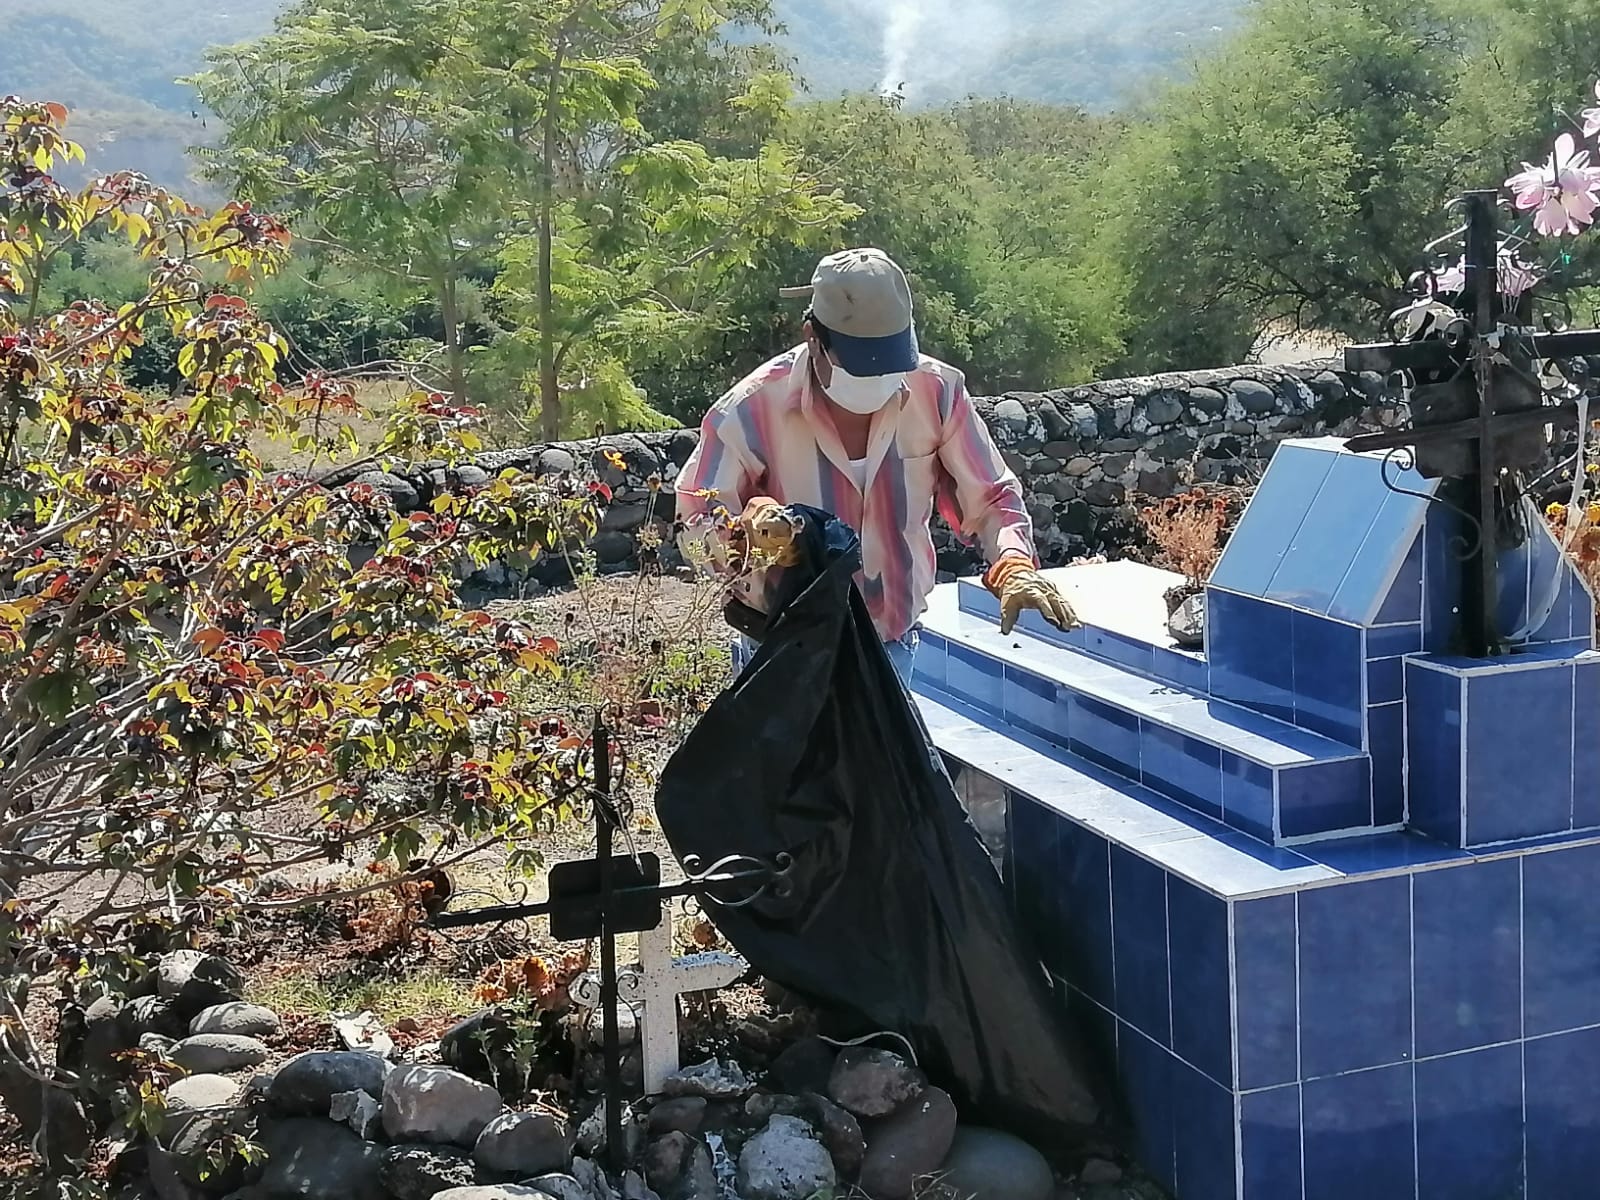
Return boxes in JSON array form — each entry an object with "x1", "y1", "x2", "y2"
[{"x1": 1138, "y1": 489, "x2": 1231, "y2": 587}]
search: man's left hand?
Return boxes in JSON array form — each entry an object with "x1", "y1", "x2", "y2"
[{"x1": 987, "y1": 556, "x2": 1080, "y2": 636}]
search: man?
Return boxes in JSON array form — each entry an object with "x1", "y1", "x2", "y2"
[{"x1": 676, "y1": 247, "x2": 1076, "y2": 683}]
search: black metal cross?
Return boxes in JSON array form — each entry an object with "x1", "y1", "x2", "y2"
[
  {"x1": 1342, "y1": 190, "x2": 1600, "y2": 656},
  {"x1": 427, "y1": 718, "x2": 792, "y2": 1171}
]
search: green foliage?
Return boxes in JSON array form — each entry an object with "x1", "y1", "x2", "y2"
[
  {"x1": 193, "y1": 0, "x2": 855, "y2": 438},
  {"x1": 631, "y1": 95, "x2": 1128, "y2": 415},
  {"x1": 1094, "y1": 0, "x2": 1469, "y2": 371},
  {"x1": 1097, "y1": 0, "x2": 1600, "y2": 371}
]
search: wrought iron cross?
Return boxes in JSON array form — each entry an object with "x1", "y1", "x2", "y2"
[
  {"x1": 1342, "y1": 190, "x2": 1600, "y2": 656},
  {"x1": 427, "y1": 718, "x2": 793, "y2": 1170}
]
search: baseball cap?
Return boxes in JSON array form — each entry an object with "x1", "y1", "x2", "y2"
[{"x1": 779, "y1": 248, "x2": 920, "y2": 376}]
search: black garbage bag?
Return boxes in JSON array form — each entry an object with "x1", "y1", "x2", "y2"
[{"x1": 655, "y1": 507, "x2": 1115, "y2": 1154}]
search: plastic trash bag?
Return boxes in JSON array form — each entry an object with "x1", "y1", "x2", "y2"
[{"x1": 656, "y1": 506, "x2": 1114, "y2": 1154}]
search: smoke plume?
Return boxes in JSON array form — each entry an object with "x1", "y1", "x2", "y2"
[{"x1": 865, "y1": 0, "x2": 1016, "y2": 102}]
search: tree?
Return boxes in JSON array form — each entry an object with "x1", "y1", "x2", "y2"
[
  {"x1": 193, "y1": 0, "x2": 521, "y2": 404},
  {"x1": 0, "y1": 98, "x2": 603, "y2": 1180},
  {"x1": 628, "y1": 95, "x2": 1129, "y2": 418},
  {"x1": 1093, "y1": 0, "x2": 1473, "y2": 372},
  {"x1": 195, "y1": 0, "x2": 854, "y2": 440}
]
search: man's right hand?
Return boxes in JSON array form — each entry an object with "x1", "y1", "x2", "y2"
[{"x1": 737, "y1": 497, "x2": 803, "y2": 568}]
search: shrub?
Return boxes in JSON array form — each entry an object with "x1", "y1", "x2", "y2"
[{"x1": 0, "y1": 98, "x2": 605, "y2": 1180}]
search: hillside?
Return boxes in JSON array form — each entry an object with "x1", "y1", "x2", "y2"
[{"x1": 4, "y1": 0, "x2": 1239, "y2": 189}]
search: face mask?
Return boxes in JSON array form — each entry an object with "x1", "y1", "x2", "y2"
[{"x1": 822, "y1": 363, "x2": 905, "y2": 414}]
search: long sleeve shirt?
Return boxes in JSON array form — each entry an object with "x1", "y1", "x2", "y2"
[{"x1": 675, "y1": 344, "x2": 1037, "y2": 643}]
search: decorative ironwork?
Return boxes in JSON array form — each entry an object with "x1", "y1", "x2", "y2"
[
  {"x1": 1377, "y1": 447, "x2": 1485, "y2": 562},
  {"x1": 426, "y1": 716, "x2": 792, "y2": 1171},
  {"x1": 1343, "y1": 190, "x2": 1600, "y2": 656}
]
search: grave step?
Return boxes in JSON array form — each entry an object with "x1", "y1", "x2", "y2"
[
  {"x1": 917, "y1": 592, "x2": 1375, "y2": 846},
  {"x1": 956, "y1": 567, "x2": 1208, "y2": 692},
  {"x1": 915, "y1": 690, "x2": 1343, "y2": 899}
]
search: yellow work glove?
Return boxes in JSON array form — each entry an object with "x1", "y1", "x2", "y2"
[
  {"x1": 737, "y1": 497, "x2": 803, "y2": 568},
  {"x1": 985, "y1": 554, "x2": 1079, "y2": 636}
]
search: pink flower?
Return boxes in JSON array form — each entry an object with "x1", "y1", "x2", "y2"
[
  {"x1": 1506, "y1": 133, "x2": 1600, "y2": 236},
  {"x1": 1583, "y1": 80, "x2": 1600, "y2": 139}
]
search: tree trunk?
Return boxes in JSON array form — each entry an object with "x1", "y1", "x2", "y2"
[
  {"x1": 440, "y1": 266, "x2": 467, "y2": 402},
  {"x1": 537, "y1": 43, "x2": 565, "y2": 443}
]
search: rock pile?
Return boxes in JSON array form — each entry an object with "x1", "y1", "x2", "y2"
[
  {"x1": 144, "y1": 1045, "x2": 588, "y2": 1200},
  {"x1": 623, "y1": 1042, "x2": 1057, "y2": 1200},
  {"x1": 86, "y1": 948, "x2": 1106, "y2": 1200}
]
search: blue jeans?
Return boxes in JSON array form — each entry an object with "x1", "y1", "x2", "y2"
[{"x1": 733, "y1": 629, "x2": 919, "y2": 689}]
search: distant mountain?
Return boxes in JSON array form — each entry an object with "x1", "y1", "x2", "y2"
[
  {"x1": 781, "y1": 0, "x2": 1238, "y2": 110},
  {"x1": 4, "y1": 0, "x2": 1239, "y2": 190}
]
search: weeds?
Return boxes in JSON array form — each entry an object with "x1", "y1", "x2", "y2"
[{"x1": 1135, "y1": 487, "x2": 1237, "y2": 588}]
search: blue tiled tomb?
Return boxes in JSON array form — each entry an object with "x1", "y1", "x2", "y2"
[{"x1": 912, "y1": 437, "x2": 1600, "y2": 1200}]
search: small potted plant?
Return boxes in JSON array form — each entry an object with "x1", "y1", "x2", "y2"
[{"x1": 1137, "y1": 489, "x2": 1231, "y2": 647}]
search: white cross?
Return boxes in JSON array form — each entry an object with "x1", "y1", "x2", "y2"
[{"x1": 570, "y1": 918, "x2": 746, "y2": 1093}]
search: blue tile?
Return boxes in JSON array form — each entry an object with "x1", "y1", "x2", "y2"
[
  {"x1": 1067, "y1": 694, "x2": 1141, "y2": 780},
  {"x1": 1366, "y1": 655, "x2": 1403, "y2": 705},
  {"x1": 1302, "y1": 831, "x2": 1471, "y2": 874},
  {"x1": 1209, "y1": 592, "x2": 1296, "y2": 724},
  {"x1": 1412, "y1": 858, "x2": 1521, "y2": 1058},
  {"x1": 1526, "y1": 1026, "x2": 1600, "y2": 1196},
  {"x1": 1574, "y1": 661, "x2": 1600, "y2": 830},
  {"x1": 1368, "y1": 702, "x2": 1406, "y2": 827},
  {"x1": 1111, "y1": 846, "x2": 1171, "y2": 1047},
  {"x1": 1211, "y1": 443, "x2": 1335, "y2": 598},
  {"x1": 1241, "y1": 1085, "x2": 1303, "y2": 1200},
  {"x1": 1299, "y1": 875, "x2": 1411, "y2": 1078},
  {"x1": 1406, "y1": 663, "x2": 1464, "y2": 845},
  {"x1": 1415, "y1": 1043, "x2": 1523, "y2": 1200},
  {"x1": 1301, "y1": 1063, "x2": 1415, "y2": 1200},
  {"x1": 1233, "y1": 894, "x2": 1299, "y2": 1090},
  {"x1": 1002, "y1": 665, "x2": 1064, "y2": 744},
  {"x1": 1366, "y1": 621, "x2": 1423, "y2": 659},
  {"x1": 1139, "y1": 724, "x2": 1222, "y2": 819},
  {"x1": 1061, "y1": 983, "x2": 1118, "y2": 1104},
  {"x1": 1169, "y1": 880, "x2": 1231, "y2": 1087},
  {"x1": 1374, "y1": 532, "x2": 1424, "y2": 625},
  {"x1": 1495, "y1": 532, "x2": 1538, "y2": 639},
  {"x1": 1222, "y1": 755, "x2": 1276, "y2": 842},
  {"x1": 1153, "y1": 645, "x2": 1210, "y2": 694},
  {"x1": 1278, "y1": 757, "x2": 1372, "y2": 839},
  {"x1": 1082, "y1": 626, "x2": 1155, "y2": 678},
  {"x1": 1465, "y1": 664, "x2": 1574, "y2": 844},
  {"x1": 1009, "y1": 794, "x2": 1064, "y2": 966},
  {"x1": 1523, "y1": 841, "x2": 1600, "y2": 1036},
  {"x1": 1292, "y1": 611, "x2": 1364, "y2": 746},
  {"x1": 912, "y1": 633, "x2": 947, "y2": 690},
  {"x1": 1058, "y1": 821, "x2": 1114, "y2": 1005},
  {"x1": 946, "y1": 643, "x2": 1002, "y2": 715},
  {"x1": 1173, "y1": 1059, "x2": 1238, "y2": 1200},
  {"x1": 1269, "y1": 450, "x2": 1390, "y2": 616},
  {"x1": 1117, "y1": 1026, "x2": 1176, "y2": 1193},
  {"x1": 1331, "y1": 473, "x2": 1436, "y2": 624},
  {"x1": 1532, "y1": 567, "x2": 1579, "y2": 643}
]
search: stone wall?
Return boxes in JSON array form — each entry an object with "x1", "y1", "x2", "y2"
[{"x1": 322, "y1": 359, "x2": 1401, "y2": 590}]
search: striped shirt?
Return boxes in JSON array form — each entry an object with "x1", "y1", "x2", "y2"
[{"x1": 675, "y1": 344, "x2": 1037, "y2": 643}]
